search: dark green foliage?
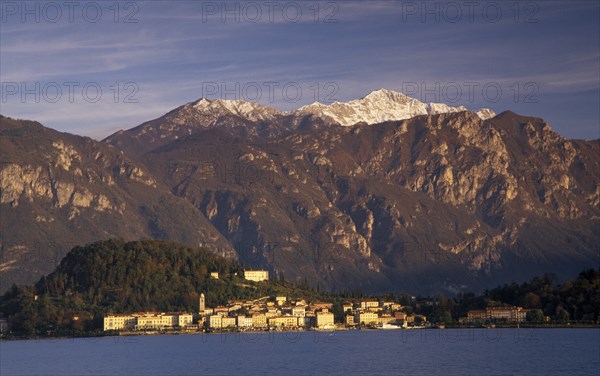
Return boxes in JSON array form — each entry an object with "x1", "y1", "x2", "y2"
[
  {"x1": 1, "y1": 239, "x2": 597, "y2": 337},
  {"x1": 0, "y1": 239, "x2": 335, "y2": 336},
  {"x1": 526, "y1": 309, "x2": 545, "y2": 323},
  {"x1": 481, "y1": 269, "x2": 599, "y2": 322},
  {"x1": 35, "y1": 239, "x2": 248, "y2": 310},
  {"x1": 404, "y1": 269, "x2": 599, "y2": 324},
  {"x1": 0, "y1": 239, "x2": 250, "y2": 336}
]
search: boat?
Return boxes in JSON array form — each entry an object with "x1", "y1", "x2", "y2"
[{"x1": 382, "y1": 323, "x2": 402, "y2": 330}]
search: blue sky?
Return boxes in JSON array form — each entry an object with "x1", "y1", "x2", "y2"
[{"x1": 0, "y1": 1, "x2": 598, "y2": 140}]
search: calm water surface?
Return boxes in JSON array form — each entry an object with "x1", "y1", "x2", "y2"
[{"x1": 1, "y1": 329, "x2": 598, "y2": 375}]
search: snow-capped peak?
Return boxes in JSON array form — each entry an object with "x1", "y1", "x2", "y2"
[
  {"x1": 182, "y1": 89, "x2": 495, "y2": 129},
  {"x1": 364, "y1": 88, "x2": 410, "y2": 101},
  {"x1": 293, "y1": 89, "x2": 495, "y2": 126},
  {"x1": 190, "y1": 98, "x2": 281, "y2": 122},
  {"x1": 298, "y1": 101, "x2": 327, "y2": 110},
  {"x1": 476, "y1": 108, "x2": 496, "y2": 120}
]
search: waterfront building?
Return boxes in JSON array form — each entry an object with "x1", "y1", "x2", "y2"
[
  {"x1": 136, "y1": 313, "x2": 164, "y2": 329},
  {"x1": 355, "y1": 311, "x2": 379, "y2": 325},
  {"x1": 316, "y1": 310, "x2": 335, "y2": 329},
  {"x1": 237, "y1": 316, "x2": 253, "y2": 328},
  {"x1": 178, "y1": 313, "x2": 193, "y2": 327},
  {"x1": 378, "y1": 315, "x2": 395, "y2": 325},
  {"x1": 103, "y1": 314, "x2": 137, "y2": 331},
  {"x1": 252, "y1": 314, "x2": 268, "y2": 328},
  {"x1": 466, "y1": 306, "x2": 529, "y2": 323},
  {"x1": 209, "y1": 315, "x2": 222, "y2": 329},
  {"x1": 221, "y1": 316, "x2": 236, "y2": 328},
  {"x1": 268, "y1": 315, "x2": 299, "y2": 328}
]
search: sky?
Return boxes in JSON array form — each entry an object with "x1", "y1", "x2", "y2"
[{"x1": 0, "y1": 0, "x2": 598, "y2": 140}]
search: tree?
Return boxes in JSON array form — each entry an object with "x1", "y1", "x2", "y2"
[
  {"x1": 440, "y1": 311, "x2": 453, "y2": 324},
  {"x1": 332, "y1": 301, "x2": 344, "y2": 323},
  {"x1": 554, "y1": 307, "x2": 570, "y2": 323},
  {"x1": 526, "y1": 309, "x2": 544, "y2": 323},
  {"x1": 521, "y1": 292, "x2": 541, "y2": 309},
  {"x1": 198, "y1": 265, "x2": 208, "y2": 277}
]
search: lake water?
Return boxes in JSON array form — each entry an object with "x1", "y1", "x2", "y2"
[{"x1": 1, "y1": 329, "x2": 598, "y2": 375}]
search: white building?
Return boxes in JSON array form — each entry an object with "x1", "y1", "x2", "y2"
[
  {"x1": 209, "y1": 315, "x2": 222, "y2": 329},
  {"x1": 244, "y1": 270, "x2": 269, "y2": 282},
  {"x1": 237, "y1": 316, "x2": 253, "y2": 328},
  {"x1": 178, "y1": 313, "x2": 193, "y2": 327},
  {"x1": 292, "y1": 306, "x2": 306, "y2": 317},
  {"x1": 316, "y1": 310, "x2": 335, "y2": 329},
  {"x1": 103, "y1": 315, "x2": 137, "y2": 331}
]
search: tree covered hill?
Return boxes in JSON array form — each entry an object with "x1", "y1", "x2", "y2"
[
  {"x1": 0, "y1": 239, "x2": 597, "y2": 337},
  {"x1": 36, "y1": 239, "x2": 246, "y2": 311},
  {"x1": 0, "y1": 239, "x2": 313, "y2": 336}
]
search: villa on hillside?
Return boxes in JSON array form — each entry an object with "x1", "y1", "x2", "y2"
[{"x1": 244, "y1": 269, "x2": 269, "y2": 282}]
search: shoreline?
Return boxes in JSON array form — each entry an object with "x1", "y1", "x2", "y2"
[{"x1": 2, "y1": 324, "x2": 598, "y2": 342}]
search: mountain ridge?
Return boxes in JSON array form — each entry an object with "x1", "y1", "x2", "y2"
[
  {"x1": 1, "y1": 93, "x2": 598, "y2": 295},
  {"x1": 103, "y1": 89, "x2": 495, "y2": 155},
  {"x1": 294, "y1": 88, "x2": 495, "y2": 126}
]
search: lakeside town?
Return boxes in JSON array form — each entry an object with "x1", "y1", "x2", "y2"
[
  {"x1": 103, "y1": 270, "x2": 533, "y2": 333},
  {"x1": 3, "y1": 246, "x2": 596, "y2": 340}
]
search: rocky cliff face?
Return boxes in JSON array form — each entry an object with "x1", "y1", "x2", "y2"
[
  {"x1": 0, "y1": 116, "x2": 233, "y2": 291},
  {"x1": 2, "y1": 93, "x2": 598, "y2": 294},
  {"x1": 124, "y1": 110, "x2": 598, "y2": 294}
]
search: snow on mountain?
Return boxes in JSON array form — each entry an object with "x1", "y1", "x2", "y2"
[
  {"x1": 106, "y1": 90, "x2": 496, "y2": 154},
  {"x1": 191, "y1": 98, "x2": 280, "y2": 122},
  {"x1": 294, "y1": 88, "x2": 495, "y2": 126},
  {"x1": 177, "y1": 90, "x2": 495, "y2": 128},
  {"x1": 476, "y1": 108, "x2": 497, "y2": 120}
]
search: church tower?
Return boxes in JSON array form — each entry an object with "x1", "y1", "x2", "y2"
[{"x1": 199, "y1": 293, "x2": 205, "y2": 312}]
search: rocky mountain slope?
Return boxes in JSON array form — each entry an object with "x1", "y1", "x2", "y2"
[
  {"x1": 104, "y1": 89, "x2": 492, "y2": 155},
  {"x1": 2, "y1": 90, "x2": 598, "y2": 294},
  {"x1": 0, "y1": 115, "x2": 234, "y2": 291},
  {"x1": 104, "y1": 98, "x2": 333, "y2": 156},
  {"x1": 105, "y1": 97, "x2": 597, "y2": 294}
]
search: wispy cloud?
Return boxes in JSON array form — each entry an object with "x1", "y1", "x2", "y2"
[{"x1": 1, "y1": 0, "x2": 598, "y2": 140}]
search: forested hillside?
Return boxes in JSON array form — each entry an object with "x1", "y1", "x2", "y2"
[
  {"x1": 0, "y1": 239, "x2": 310, "y2": 336},
  {"x1": 424, "y1": 269, "x2": 600, "y2": 324},
  {"x1": 0, "y1": 239, "x2": 597, "y2": 337}
]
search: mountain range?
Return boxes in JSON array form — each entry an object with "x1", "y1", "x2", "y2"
[{"x1": 1, "y1": 89, "x2": 598, "y2": 294}]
